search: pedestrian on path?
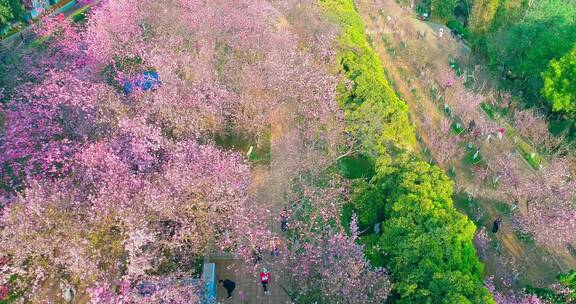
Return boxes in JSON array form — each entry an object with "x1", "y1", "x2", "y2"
[
  {"x1": 497, "y1": 127, "x2": 505, "y2": 140},
  {"x1": 270, "y1": 237, "x2": 280, "y2": 257},
  {"x1": 280, "y1": 207, "x2": 288, "y2": 232},
  {"x1": 219, "y1": 279, "x2": 236, "y2": 299},
  {"x1": 252, "y1": 246, "x2": 262, "y2": 265},
  {"x1": 492, "y1": 217, "x2": 502, "y2": 233},
  {"x1": 260, "y1": 268, "x2": 271, "y2": 295}
]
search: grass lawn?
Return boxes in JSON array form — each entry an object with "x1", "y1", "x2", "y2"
[
  {"x1": 464, "y1": 145, "x2": 484, "y2": 165},
  {"x1": 214, "y1": 131, "x2": 271, "y2": 164}
]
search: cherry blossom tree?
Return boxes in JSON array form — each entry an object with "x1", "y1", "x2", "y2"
[
  {"x1": 0, "y1": 0, "x2": 347, "y2": 302},
  {"x1": 421, "y1": 115, "x2": 464, "y2": 166},
  {"x1": 83, "y1": 0, "x2": 339, "y2": 144},
  {"x1": 277, "y1": 178, "x2": 390, "y2": 303},
  {"x1": 513, "y1": 157, "x2": 576, "y2": 245},
  {"x1": 87, "y1": 276, "x2": 204, "y2": 304},
  {"x1": 0, "y1": 138, "x2": 260, "y2": 301},
  {"x1": 474, "y1": 227, "x2": 490, "y2": 261},
  {"x1": 514, "y1": 110, "x2": 567, "y2": 156},
  {"x1": 485, "y1": 277, "x2": 546, "y2": 304}
]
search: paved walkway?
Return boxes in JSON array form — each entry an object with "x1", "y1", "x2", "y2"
[
  {"x1": 206, "y1": 107, "x2": 295, "y2": 304},
  {"x1": 208, "y1": 255, "x2": 291, "y2": 304}
]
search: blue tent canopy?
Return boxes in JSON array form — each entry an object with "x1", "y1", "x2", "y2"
[{"x1": 123, "y1": 71, "x2": 161, "y2": 95}]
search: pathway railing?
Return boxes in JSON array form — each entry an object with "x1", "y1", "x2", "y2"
[{"x1": 201, "y1": 263, "x2": 216, "y2": 303}]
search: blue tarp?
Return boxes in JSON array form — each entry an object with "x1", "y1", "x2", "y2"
[{"x1": 123, "y1": 71, "x2": 161, "y2": 95}]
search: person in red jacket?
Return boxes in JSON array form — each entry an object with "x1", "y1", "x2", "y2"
[{"x1": 260, "y1": 268, "x2": 271, "y2": 295}]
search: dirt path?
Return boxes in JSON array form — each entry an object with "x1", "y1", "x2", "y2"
[{"x1": 355, "y1": 0, "x2": 576, "y2": 288}]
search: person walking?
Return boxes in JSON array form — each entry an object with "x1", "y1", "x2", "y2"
[
  {"x1": 270, "y1": 237, "x2": 280, "y2": 257},
  {"x1": 260, "y1": 268, "x2": 271, "y2": 295},
  {"x1": 492, "y1": 217, "x2": 502, "y2": 233},
  {"x1": 280, "y1": 207, "x2": 288, "y2": 232},
  {"x1": 252, "y1": 246, "x2": 262, "y2": 265},
  {"x1": 497, "y1": 127, "x2": 505, "y2": 140},
  {"x1": 219, "y1": 279, "x2": 236, "y2": 299},
  {"x1": 63, "y1": 285, "x2": 75, "y2": 303}
]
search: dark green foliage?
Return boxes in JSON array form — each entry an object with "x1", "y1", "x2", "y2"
[
  {"x1": 72, "y1": 12, "x2": 87, "y2": 23},
  {"x1": 488, "y1": 0, "x2": 529, "y2": 31},
  {"x1": 486, "y1": 0, "x2": 576, "y2": 104},
  {"x1": 447, "y1": 20, "x2": 469, "y2": 39},
  {"x1": 7, "y1": 0, "x2": 23, "y2": 22},
  {"x1": 348, "y1": 179, "x2": 385, "y2": 231},
  {"x1": 337, "y1": 154, "x2": 375, "y2": 179},
  {"x1": 480, "y1": 102, "x2": 496, "y2": 120},
  {"x1": 416, "y1": 0, "x2": 431, "y2": 16},
  {"x1": 431, "y1": 0, "x2": 459, "y2": 22}
]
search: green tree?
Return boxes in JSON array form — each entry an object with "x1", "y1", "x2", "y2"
[
  {"x1": 469, "y1": 0, "x2": 500, "y2": 33},
  {"x1": 322, "y1": 0, "x2": 416, "y2": 157},
  {"x1": 0, "y1": 0, "x2": 13, "y2": 27},
  {"x1": 542, "y1": 45, "x2": 576, "y2": 115},
  {"x1": 8, "y1": 0, "x2": 24, "y2": 22},
  {"x1": 431, "y1": 0, "x2": 459, "y2": 22},
  {"x1": 486, "y1": 0, "x2": 576, "y2": 104},
  {"x1": 348, "y1": 157, "x2": 494, "y2": 303},
  {"x1": 489, "y1": 0, "x2": 529, "y2": 31}
]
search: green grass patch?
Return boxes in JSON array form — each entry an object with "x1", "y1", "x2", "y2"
[
  {"x1": 72, "y1": 6, "x2": 91, "y2": 23},
  {"x1": 493, "y1": 201, "x2": 511, "y2": 216},
  {"x1": 29, "y1": 35, "x2": 51, "y2": 48},
  {"x1": 464, "y1": 145, "x2": 483, "y2": 165},
  {"x1": 480, "y1": 102, "x2": 497, "y2": 120},
  {"x1": 514, "y1": 230, "x2": 535, "y2": 245},
  {"x1": 515, "y1": 138, "x2": 542, "y2": 170},
  {"x1": 449, "y1": 58, "x2": 463, "y2": 76},
  {"x1": 337, "y1": 154, "x2": 375, "y2": 180},
  {"x1": 452, "y1": 121, "x2": 464, "y2": 135},
  {"x1": 214, "y1": 131, "x2": 271, "y2": 164},
  {"x1": 453, "y1": 193, "x2": 486, "y2": 226}
]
